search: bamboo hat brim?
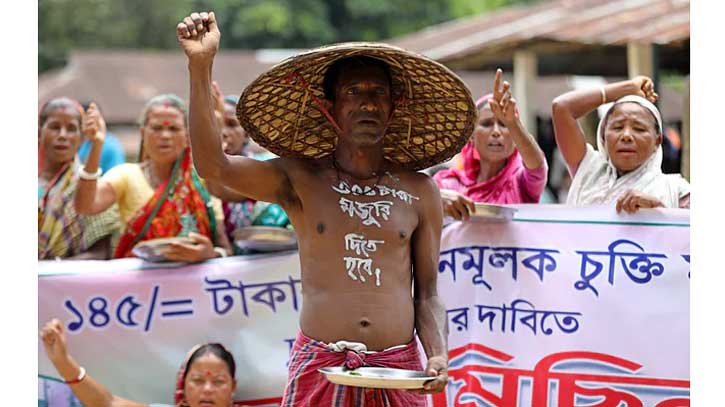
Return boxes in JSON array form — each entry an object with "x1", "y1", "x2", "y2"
[{"x1": 237, "y1": 42, "x2": 477, "y2": 171}]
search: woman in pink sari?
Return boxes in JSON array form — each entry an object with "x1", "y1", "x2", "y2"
[{"x1": 434, "y1": 69, "x2": 548, "y2": 220}]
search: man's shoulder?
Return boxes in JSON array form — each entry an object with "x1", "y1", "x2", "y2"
[
  {"x1": 390, "y1": 169, "x2": 437, "y2": 192},
  {"x1": 275, "y1": 155, "x2": 328, "y2": 173}
]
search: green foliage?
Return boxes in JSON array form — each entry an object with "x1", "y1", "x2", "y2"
[
  {"x1": 448, "y1": 0, "x2": 539, "y2": 17},
  {"x1": 39, "y1": 0, "x2": 196, "y2": 71},
  {"x1": 39, "y1": 0, "x2": 538, "y2": 72}
]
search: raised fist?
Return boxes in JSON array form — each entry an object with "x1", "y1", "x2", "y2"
[
  {"x1": 40, "y1": 319, "x2": 69, "y2": 364},
  {"x1": 177, "y1": 11, "x2": 220, "y2": 64},
  {"x1": 630, "y1": 76, "x2": 658, "y2": 104},
  {"x1": 81, "y1": 102, "x2": 106, "y2": 144}
]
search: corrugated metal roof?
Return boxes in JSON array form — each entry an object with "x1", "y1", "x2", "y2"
[
  {"x1": 390, "y1": 0, "x2": 689, "y2": 63},
  {"x1": 38, "y1": 50, "x2": 684, "y2": 124},
  {"x1": 38, "y1": 50, "x2": 278, "y2": 124}
]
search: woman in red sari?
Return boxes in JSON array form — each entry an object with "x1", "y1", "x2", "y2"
[{"x1": 74, "y1": 94, "x2": 231, "y2": 261}]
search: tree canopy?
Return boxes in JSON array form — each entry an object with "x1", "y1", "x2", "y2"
[{"x1": 39, "y1": 0, "x2": 538, "y2": 72}]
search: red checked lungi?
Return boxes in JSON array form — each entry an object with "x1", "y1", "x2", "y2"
[{"x1": 280, "y1": 331, "x2": 428, "y2": 407}]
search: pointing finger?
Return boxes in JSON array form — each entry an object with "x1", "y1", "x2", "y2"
[{"x1": 493, "y1": 69, "x2": 503, "y2": 99}]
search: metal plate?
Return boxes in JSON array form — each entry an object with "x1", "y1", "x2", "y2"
[
  {"x1": 318, "y1": 367, "x2": 436, "y2": 389},
  {"x1": 472, "y1": 203, "x2": 518, "y2": 222},
  {"x1": 131, "y1": 237, "x2": 195, "y2": 262},
  {"x1": 233, "y1": 226, "x2": 298, "y2": 252}
]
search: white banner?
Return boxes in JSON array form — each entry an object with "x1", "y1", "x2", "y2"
[{"x1": 38, "y1": 205, "x2": 690, "y2": 407}]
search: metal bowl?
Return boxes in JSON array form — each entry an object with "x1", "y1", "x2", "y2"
[
  {"x1": 318, "y1": 367, "x2": 435, "y2": 389},
  {"x1": 131, "y1": 237, "x2": 195, "y2": 262},
  {"x1": 232, "y1": 226, "x2": 298, "y2": 252},
  {"x1": 472, "y1": 203, "x2": 518, "y2": 222}
]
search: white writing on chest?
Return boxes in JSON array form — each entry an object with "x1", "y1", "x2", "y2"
[{"x1": 333, "y1": 179, "x2": 418, "y2": 288}]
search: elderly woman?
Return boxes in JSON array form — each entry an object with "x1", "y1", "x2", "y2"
[
  {"x1": 38, "y1": 98, "x2": 119, "y2": 260},
  {"x1": 551, "y1": 76, "x2": 690, "y2": 213},
  {"x1": 74, "y1": 94, "x2": 231, "y2": 261},
  {"x1": 434, "y1": 69, "x2": 548, "y2": 220},
  {"x1": 41, "y1": 319, "x2": 245, "y2": 407}
]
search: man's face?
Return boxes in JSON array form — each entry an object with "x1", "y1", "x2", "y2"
[
  {"x1": 221, "y1": 104, "x2": 247, "y2": 155},
  {"x1": 603, "y1": 103, "x2": 661, "y2": 174},
  {"x1": 331, "y1": 66, "x2": 393, "y2": 146}
]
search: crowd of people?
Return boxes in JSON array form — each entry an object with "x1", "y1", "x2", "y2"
[
  {"x1": 39, "y1": 9, "x2": 690, "y2": 407},
  {"x1": 38, "y1": 84, "x2": 287, "y2": 261},
  {"x1": 38, "y1": 74, "x2": 688, "y2": 260}
]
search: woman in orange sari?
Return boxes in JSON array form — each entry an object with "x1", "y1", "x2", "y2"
[{"x1": 74, "y1": 94, "x2": 231, "y2": 261}]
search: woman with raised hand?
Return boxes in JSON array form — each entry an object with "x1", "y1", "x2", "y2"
[
  {"x1": 38, "y1": 98, "x2": 120, "y2": 260},
  {"x1": 73, "y1": 94, "x2": 232, "y2": 261},
  {"x1": 551, "y1": 76, "x2": 690, "y2": 213},
  {"x1": 434, "y1": 69, "x2": 548, "y2": 220},
  {"x1": 40, "y1": 319, "x2": 244, "y2": 407}
]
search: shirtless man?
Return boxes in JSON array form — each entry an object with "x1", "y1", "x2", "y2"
[{"x1": 177, "y1": 11, "x2": 474, "y2": 405}]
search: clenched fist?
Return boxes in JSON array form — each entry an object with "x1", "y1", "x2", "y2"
[
  {"x1": 81, "y1": 102, "x2": 106, "y2": 144},
  {"x1": 40, "y1": 319, "x2": 70, "y2": 364},
  {"x1": 177, "y1": 11, "x2": 220, "y2": 65},
  {"x1": 630, "y1": 76, "x2": 658, "y2": 104}
]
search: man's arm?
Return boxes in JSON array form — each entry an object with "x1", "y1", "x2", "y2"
[
  {"x1": 411, "y1": 176, "x2": 448, "y2": 393},
  {"x1": 179, "y1": 11, "x2": 297, "y2": 205},
  {"x1": 206, "y1": 179, "x2": 250, "y2": 202}
]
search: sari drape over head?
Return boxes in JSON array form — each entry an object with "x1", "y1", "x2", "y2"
[
  {"x1": 113, "y1": 148, "x2": 217, "y2": 258},
  {"x1": 433, "y1": 94, "x2": 547, "y2": 203},
  {"x1": 566, "y1": 95, "x2": 690, "y2": 207}
]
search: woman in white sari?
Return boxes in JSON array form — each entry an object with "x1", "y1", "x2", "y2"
[{"x1": 552, "y1": 76, "x2": 689, "y2": 213}]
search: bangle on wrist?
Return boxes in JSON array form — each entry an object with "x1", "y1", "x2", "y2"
[
  {"x1": 65, "y1": 366, "x2": 87, "y2": 385},
  {"x1": 600, "y1": 86, "x2": 607, "y2": 105},
  {"x1": 213, "y1": 247, "x2": 227, "y2": 258},
  {"x1": 78, "y1": 166, "x2": 101, "y2": 181}
]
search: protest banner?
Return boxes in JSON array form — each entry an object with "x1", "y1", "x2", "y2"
[{"x1": 39, "y1": 205, "x2": 689, "y2": 406}]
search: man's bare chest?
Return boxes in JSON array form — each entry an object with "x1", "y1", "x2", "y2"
[
  {"x1": 300, "y1": 177, "x2": 420, "y2": 231},
  {"x1": 292, "y1": 173, "x2": 421, "y2": 286}
]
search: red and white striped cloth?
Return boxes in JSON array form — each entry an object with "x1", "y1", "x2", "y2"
[{"x1": 281, "y1": 331, "x2": 428, "y2": 407}]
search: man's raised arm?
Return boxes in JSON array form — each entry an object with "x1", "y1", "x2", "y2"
[{"x1": 177, "y1": 11, "x2": 293, "y2": 205}]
